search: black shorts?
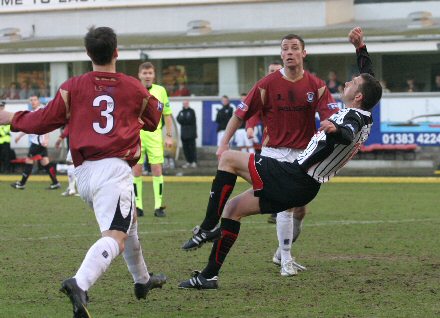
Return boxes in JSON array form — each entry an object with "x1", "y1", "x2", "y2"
[
  {"x1": 248, "y1": 154, "x2": 321, "y2": 214},
  {"x1": 28, "y1": 143, "x2": 48, "y2": 158}
]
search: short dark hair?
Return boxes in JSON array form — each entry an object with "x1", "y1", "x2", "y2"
[
  {"x1": 269, "y1": 60, "x2": 282, "y2": 66},
  {"x1": 359, "y1": 73, "x2": 383, "y2": 110},
  {"x1": 281, "y1": 34, "x2": 305, "y2": 50},
  {"x1": 138, "y1": 62, "x2": 155, "y2": 72},
  {"x1": 84, "y1": 26, "x2": 117, "y2": 66}
]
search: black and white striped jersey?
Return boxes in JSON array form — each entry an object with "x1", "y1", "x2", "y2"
[{"x1": 296, "y1": 108, "x2": 372, "y2": 183}]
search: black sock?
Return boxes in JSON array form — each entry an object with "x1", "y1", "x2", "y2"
[
  {"x1": 201, "y1": 218, "x2": 240, "y2": 278},
  {"x1": 133, "y1": 183, "x2": 138, "y2": 196},
  {"x1": 20, "y1": 163, "x2": 33, "y2": 185},
  {"x1": 200, "y1": 170, "x2": 237, "y2": 230},
  {"x1": 44, "y1": 163, "x2": 58, "y2": 184}
]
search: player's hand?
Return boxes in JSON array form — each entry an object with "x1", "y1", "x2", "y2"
[
  {"x1": 319, "y1": 120, "x2": 337, "y2": 134},
  {"x1": 246, "y1": 127, "x2": 254, "y2": 139},
  {"x1": 0, "y1": 110, "x2": 13, "y2": 126},
  {"x1": 164, "y1": 136, "x2": 173, "y2": 148},
  {"x1": 348, "y1": 27, "x2": 364, "y2": 49},
  {"x1": 216, "y1": 143, "x2": 229, "y2": 160}
]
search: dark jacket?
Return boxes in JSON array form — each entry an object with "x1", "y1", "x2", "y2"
[
  {"x1": 215, "y1": 105, "x2": 233, "y2": 132},
  {"x1": 177, "y1": 107, "x2": 197, "y2": 140}
]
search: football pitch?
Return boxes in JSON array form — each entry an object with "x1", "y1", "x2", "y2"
[{"x1": 1, "y1": 177, "x2": 439, "y2": 318}]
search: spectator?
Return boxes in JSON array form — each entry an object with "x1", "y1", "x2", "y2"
[
  {"x1": 19, "y1": 82, "x2": 36, "y2": 100},
  {"x1": 215, "y1": 95, "x2": 233, "y2": 146},
  {"x1": 172, "y1": 82, "x2": 191, "y2": 96},
  {"x1": 405, "y1": 76, "x2": 420, "y2": 92},
  {"x1": 4, "y1": 82, "x2": 20, "y2": 100},
  {"x1": 432, "y1": 74, "x2": 440, "y2": 92},
  {"x1": 267, "y1": 61, "x2": 282, "y2": 74},
  {"x1": 379, "y1": 80, "x2": 391, "y2": 93},
  {"x1": 177, "y1": 100, "x2": 198, "y2": 168},
  {"x1": 326, "y1": 70, "x2": 343, "y2": 94}
]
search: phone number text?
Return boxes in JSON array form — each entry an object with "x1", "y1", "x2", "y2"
[{"x1": 382, "y1": 133, "x2": 440, "y2": 145}]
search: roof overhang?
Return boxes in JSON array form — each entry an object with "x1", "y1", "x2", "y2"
[{"x1": 0, "y1": 39, "x2": 438, "y2": 64}]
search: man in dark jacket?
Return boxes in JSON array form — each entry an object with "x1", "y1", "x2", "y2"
[
  {"x1": 215, "y1": 95, "x2": 233, "y2": 146},
  {"x1": 177, "y1": 100, "x2": 198, "y2": 168}
]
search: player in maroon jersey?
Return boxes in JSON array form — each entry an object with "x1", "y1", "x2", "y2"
[
  {"x1": 182, "y1": 33, "x2": 339, "y2": 278},
  {"x1": 178, "y1": 26, "x2": 382, "y2": 290},
  {"x1": 0, "y1": 27, "x2": 166, "y2": 317}
]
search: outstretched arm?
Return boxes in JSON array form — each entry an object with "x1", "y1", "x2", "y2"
[{"x1": 349, "y1": 27, "x2": 375, "y2": 77}]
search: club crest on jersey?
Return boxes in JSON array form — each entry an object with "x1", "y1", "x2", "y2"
[
  {"x1": 237, "y1": 102, "x2": 248, "y2": 112},
  {"x1": 306, "y1": 92, "x2": 315, "y2": 103},
  {"x1": 157, "y1": 101, "x2": 163, "y2": 111}
]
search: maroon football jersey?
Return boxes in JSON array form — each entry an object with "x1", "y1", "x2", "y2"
[
  {"x1": 12, "y1": 71, "x2": 162, "y2": 167},
  {"x1": 238, "y1": 70, "x2": 338, "y2": 149}
]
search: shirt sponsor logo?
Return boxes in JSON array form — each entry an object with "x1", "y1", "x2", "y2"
[
  {"x1": 306, "y1": 92, "x2": 315, "y2": 103},
  {"x1": 237, "y1": 102, "x2": 248, "y2": 112},
  {"x1": 278, "y1": 105, "x2": 308, "y2": 112}
]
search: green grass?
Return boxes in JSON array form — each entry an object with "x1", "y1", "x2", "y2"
[{"x1": 0, "y1": 180, "x2": 439, "y2": 318}]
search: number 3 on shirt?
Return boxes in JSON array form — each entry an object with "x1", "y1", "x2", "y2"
[{"x1": 93, "y1": 95, "x2": 114, "y2": 134}]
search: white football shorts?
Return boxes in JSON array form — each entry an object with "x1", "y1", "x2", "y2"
[
  {"x1": 260, "y1": 146, "x2": 303, "y2": 163},
  {"x1": 217, "y1": 130, "x2": 226, "y2": 146},
  {"x1": 234, "y1": 128, "x2": 253, "y2": 148},
  {"x1": 75, "y1": 158, "x2": 134, "y2": 233},
  {"x1": 66, "y1": 150, "x2": 73, "y2": 164}
]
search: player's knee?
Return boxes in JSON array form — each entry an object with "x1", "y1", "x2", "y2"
[
  {"x1": 293, "y1": 206, "x2": 306, "y2": 220},
  {"x1": 222, "y1": 199, "x2": 241, "y2": 220},
  {"x1": 150, "y1": 164, "x2": 162, "y2": 176},
  {"x1": 218, "y1": 150, "x2": 237, "y2": 171},
  {"x1": 116, "y1": 240, "x2": 125, "y2": 253},
  {"x1": 132, "y1": 164, "x2": 142, "y2": 177}
]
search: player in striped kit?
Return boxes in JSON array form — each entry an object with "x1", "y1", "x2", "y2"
[
  {"x1": 179, "y1": 27, "x2": 383, "y2": 289},
  {"x1": 11, "y1": 95, "x2": 60, "y2": 190},
  {"x1": 182, "y1": 33, "x2": 338, "y2": 278}
]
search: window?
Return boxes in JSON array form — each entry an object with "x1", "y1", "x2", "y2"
[
  {"x1": 0, "y1": 63, "x2": 50, "y2": 99},
  {"x1": 161, "y1": 58, "x2": 218, "y2": 96}
]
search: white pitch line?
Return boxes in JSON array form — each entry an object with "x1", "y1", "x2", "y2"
[{"x1": 1, "y1": 218, "x2": 439, "y2": 242}]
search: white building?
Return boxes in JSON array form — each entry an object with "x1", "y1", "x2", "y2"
[{"x1": 0, "y1": 0, "x2": 439, "y2": 98}]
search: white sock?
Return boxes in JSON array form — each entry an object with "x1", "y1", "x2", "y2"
[
  {"x1": 67, "y1": 164, "x2": 76, "y2": 192},
  {"x1": 276, "y1": 211, "x2": 294, "y2": 263},
  {"x1": 74, "y1": 236, "x2": 120, "y2": 291},
  {"x1": 123, "y1": 222, "x2": 150, "y2": 284}
]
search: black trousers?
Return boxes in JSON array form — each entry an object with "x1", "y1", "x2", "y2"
[
  {"x1": 0, "y1": 142, "x2": 11, "y2": 172},
  {"x1": 182, "y1": 138, "x2": 197, "y2": 163}
]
